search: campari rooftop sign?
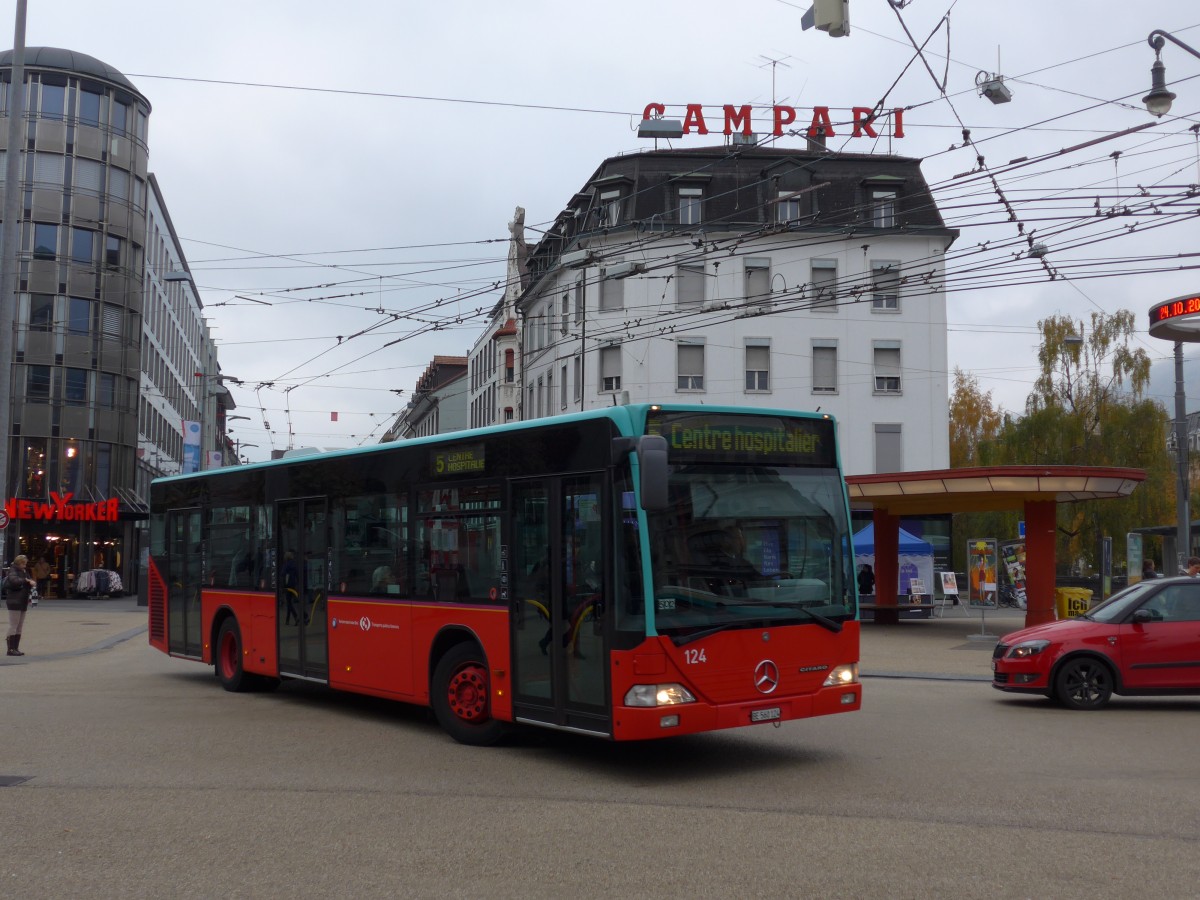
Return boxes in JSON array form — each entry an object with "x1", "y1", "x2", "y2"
[{"x1": 640, "y1": 102, "x2": 907, "y2": 138}]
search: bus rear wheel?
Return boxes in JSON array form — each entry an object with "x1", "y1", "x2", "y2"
[
  {"x1": 215, "y1": 618, "x2": 279, "y2": 693},
  {"x1": 216, "y1": 619, "x2": 251, "y2": 692},
  {"x1": 432, "y1": 643, "x2": 507, "y2": 746}
]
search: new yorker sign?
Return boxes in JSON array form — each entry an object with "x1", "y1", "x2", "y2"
[
  {"x1": 641, "y1": 103, "x2": 907, "y2": 138},
  {"x1": 4, "y1": 492, "x2": 120, "y2": 522}
]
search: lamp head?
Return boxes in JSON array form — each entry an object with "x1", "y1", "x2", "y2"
[{"x1": 1144, "y1": 57, "x2": 1176, "y2": 117}]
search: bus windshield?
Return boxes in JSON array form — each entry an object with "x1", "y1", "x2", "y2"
[{"x1": 647, "y1": 465, "x2": 854, "y2": 639}]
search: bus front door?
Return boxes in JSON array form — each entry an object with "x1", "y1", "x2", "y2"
[
  {"x1": 511, "y1": 475, "x2": 610, "y2": 736},
  {"x1": 277, "y1": 498, "x2": 329, "y2": 682}
]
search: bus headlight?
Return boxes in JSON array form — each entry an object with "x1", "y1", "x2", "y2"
[
  {"x1": 822, "y1": 664, "x2": 859, "y2": 686},
  {"x1": 624, "y1": 684, "x2": 697, "y2": 707}
]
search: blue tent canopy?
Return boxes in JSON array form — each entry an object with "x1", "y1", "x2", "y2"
[{"x1": 852, "y1": 523, "x2": 932, "y2": 556}]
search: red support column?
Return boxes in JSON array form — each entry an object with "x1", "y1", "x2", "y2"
[
  {"x1": 1024, "y1": 500, "x2": 1057, "y2": 626},
  {"x1": 872, "y1": 510, "x2": 901, "y2": 625}
]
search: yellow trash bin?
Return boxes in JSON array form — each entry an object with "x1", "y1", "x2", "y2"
[{"x1": 1055, "y1": 587, "x2": 1093, "y2": 619}]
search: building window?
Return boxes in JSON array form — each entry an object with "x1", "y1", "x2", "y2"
[
  {"x1": 811, "y1": 260, "x2": 837, "y2": 311},
  {"x1": 505, "y1": 348, "x2": 514, "y2": 383},
  {"x1": 33, "y1": 152, "x2": 64, "y2": 187},
  {"x1": 676, "y1": 342, "x2": 705, "y2": 391},
  {"x1": 574, "y1": 276, "x2": 584, "y2": 324},
  {"x1": 106, "y1": 235, "x2": 123, "y2": 270},
  {"x1": 74, "y1": 157, "x2": 103, "y2": 194},
  {"x1": 676, "y1": 263, "x2": 705, "y2": 307},
  {"x1": 39, "y1": 81, "x2": 65, "y2": 120},
  {"x1": 109, "y1": 167, "x2": 129, "y2": 201},
  {"x1": 561, "y1": 293, "x2": 570, "y2": 335},
  {"x1": 27, "y1": 365, "x2": 51, "y2": 402},
  {"x1": 812, "y1": 342, "x2": 838, "y2": 393},
  {"x1": 600, "y1": 190, "x2": 622, "y2": 226},
  {"x1": 78, "y1": 89, "x2": 102, "y2": 127},
  {"x1": 65, "y1": 368, "x2": 88, "y2": 406},
  {"x1": 744, "y1": 259, "x2": 770, "y2": 304},
  {"x1": 29, "y1": 294, "x2": 54, "y2": 332},
  {"x1": 71, "y1": 227, "x2": 94, "y2": 265},
  {"x1": 678, "y1": 187, "x2": 703, "y2": 226},
  {"x1": 33, "y1": 223, "x2": 57, "y2": 259},
  {"x1": 68, "y1": 297, "x2": 91, "y2": 335},
  {"x1": 745, "y1": 342, "x2": 770, "y2": 392},
  {"x1": 875, "y1": 424, "x2": 902, "y2": 473},
  {"x1": 600, "y1": 346, "x2": 621, "y2": 393},
  {"x1": 560, "y1": 364, "x2": 568, "y2": 409},
  {"x1": 776, "y1": 191, "x2": 803, "y2": 224},
  {"x1": 573, "y1": 355, "x2": 582, "y2": 401},
  {"x1": 112, "y1": 101, "x2": 129, "y2": 136},
  {"x1": 872, "y1": 262, "x2": 900, "y2": 311},
  {"x1": 873, "y1": 342, "x2": 902, "y2": 393},
  {"x1": 102, "y1": 302, "x2": 123, "y2": 338},
  {"x1": 870, "y1": 189, "x2": 898, "y2": 228},
  {"x1": 600, "y1": 270, "x2": 624, "y2": 311}
]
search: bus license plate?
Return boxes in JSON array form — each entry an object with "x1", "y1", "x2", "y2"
[{"x1": 750, "y1": 707, "x2": 781, "y2": 723}]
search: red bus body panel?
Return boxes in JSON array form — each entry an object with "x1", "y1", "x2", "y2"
[
  {"x1": 610, "y1": 621, "x2": 861, "y2": 740},
  {"x1": 157, "y1": 579, "x2": 857, "y2": 741}
]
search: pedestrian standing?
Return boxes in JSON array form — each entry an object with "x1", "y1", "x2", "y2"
[
  {"x1": 1141, "y1": 559, "x2": 1158, "y2": 580},
  {"x1": 4, "y1": 554, "x2": 36, "y2": 656}
]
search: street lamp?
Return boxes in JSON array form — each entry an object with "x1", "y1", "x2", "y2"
[{"x1": 1142, "y1": 30, "x2": 1200, "y2": 118}]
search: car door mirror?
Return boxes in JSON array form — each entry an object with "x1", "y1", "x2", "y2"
[{"x1": 1131, "y1": 608, "x2": 1154, "y2": 624}]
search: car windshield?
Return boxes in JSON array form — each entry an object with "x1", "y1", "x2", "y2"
[
  {"x1": 647, "y1": 465, "x2": 853, "y2": 639},
  {"x1": 1085, "y1": 581, "x2": 1158, "y2": 623}
]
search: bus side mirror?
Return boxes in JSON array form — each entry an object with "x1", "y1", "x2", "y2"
[
  {"x1": 637, "y1": 435, "x2": 669, "y2": 511},
  {"x1": 611, "y1": 435, "x2": 669, "y2": 511}
]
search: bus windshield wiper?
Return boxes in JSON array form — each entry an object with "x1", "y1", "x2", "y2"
[
  {"x1": 669, "y1": 605, "x2": 842, "y2": 645},
  {"x1": 671, "y1": 619, "x2": 770, "y2": 646},
  {"x1": 731, "y1": 601, "x2": 843, "y2": 633}
]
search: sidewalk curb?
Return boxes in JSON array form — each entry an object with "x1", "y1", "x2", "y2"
[{"x1": 0, "y1": 624, "x2": 147, "y2": 665}]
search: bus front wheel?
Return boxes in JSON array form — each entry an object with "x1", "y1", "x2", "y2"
[{"x1": 431, "y1": 643, "x2": 507, "y2": 746}]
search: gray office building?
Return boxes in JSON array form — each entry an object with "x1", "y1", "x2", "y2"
[{"x1": 0, "y1": 47, "x2": 151, "y2": 595}]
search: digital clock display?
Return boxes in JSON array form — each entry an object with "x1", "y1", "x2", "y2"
[{"x1": 1152, "y1": 295, "x2": 1200, "y2": 326}]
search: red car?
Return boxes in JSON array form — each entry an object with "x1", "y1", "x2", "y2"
[{"x1": 992, "y1": 576, "x2": 1200, "y2": 709}]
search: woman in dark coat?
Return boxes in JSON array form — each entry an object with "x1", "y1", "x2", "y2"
[{"x1": 5, "y1": 554, "x2": 35, "y2": 656}]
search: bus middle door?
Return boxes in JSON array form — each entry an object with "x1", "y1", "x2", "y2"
[
  {"x1": 510, "y1": 475, "x2": 610, "y2": 736},
  {"x1": 277, "y1": 498, "x2": 329, "y2": 682}
]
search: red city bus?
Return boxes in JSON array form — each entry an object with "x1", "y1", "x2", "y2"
[{"x1": 148, "y1": 404, "x2": 861, "y2": 744}]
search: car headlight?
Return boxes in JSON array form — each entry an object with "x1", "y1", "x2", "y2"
[
  {"x1": 624, "y1": 684, "x2": 696, "y2": 707},
  {"x1": 823, "y1": 663, "x2": 859, "y2": 686},
  {"x1": 1007, "y1": 640, "x2": 1050, "y2": 659}
]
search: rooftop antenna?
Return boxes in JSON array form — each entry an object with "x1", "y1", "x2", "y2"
[{"x1": 756, "y1": 53, "x2": 795, "y2": 107}]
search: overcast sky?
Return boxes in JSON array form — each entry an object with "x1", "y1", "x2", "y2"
[{"x1": 10, "y1": 0, "x2": 1200, "y2": 459}]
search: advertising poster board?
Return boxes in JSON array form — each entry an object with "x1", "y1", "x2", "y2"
[
  {"x1": 999, "y1": 540, "x2": 1028, "y2": 609},
  {"x1": 940, "y1": 571, "x2": 959, "y2": 597},
  {"x1": 1127, "y1": 533, "x2": 1143, "y2": 584},
  {"x1": 968, "y1": 538, "x2": 998, "y2": 608}
]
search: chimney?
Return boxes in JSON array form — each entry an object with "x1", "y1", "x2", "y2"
[{"x1": 807, "y1": 126, "x2": 828, "y2": 152}]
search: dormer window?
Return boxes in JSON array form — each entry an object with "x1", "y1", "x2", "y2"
[
  {"x1": 776, "y1": 190, "x2": 804, "y2": 224},
  {"x1": 870, "y1": 189, "x2": 897, "y2": 227},
  {"x1": 600, "y1": 190, "x2": 623, "y2": 226},
  {"x1": 678, "y1": 187, "x2": 704, "y2": 226}
]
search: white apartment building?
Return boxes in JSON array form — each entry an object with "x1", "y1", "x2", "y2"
[{"x1": 512, "y1": 144, "x2": 957, "y2": 476}]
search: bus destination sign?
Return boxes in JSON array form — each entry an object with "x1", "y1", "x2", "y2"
[
  {"x1": 432, "y1": 443, "x2": 486, "y2": 477},
  {"x1": 646, "y1": 411, "x2": 836, "y2": 467}
]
